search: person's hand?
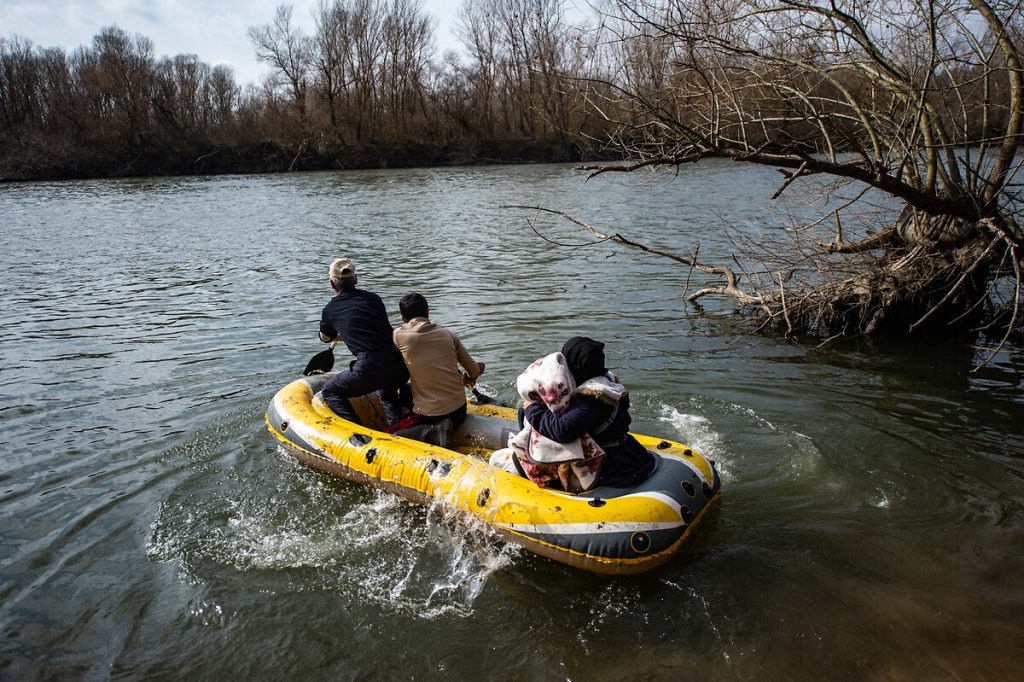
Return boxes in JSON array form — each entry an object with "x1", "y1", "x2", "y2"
[{"x1": 476, "y1": 362, "x2": 485, "y2": 375}]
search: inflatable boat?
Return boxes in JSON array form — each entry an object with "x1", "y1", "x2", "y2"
[{"x1": 265, "y1": 374, "x2": 721, "y2": 575}]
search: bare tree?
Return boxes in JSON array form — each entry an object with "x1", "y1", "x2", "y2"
[
  {"x1": 0, "y1": 37, "x2": 41, "y2": 130},
  {"x1": 380, "y1": 0, "x2": 435, "y2": 140},
  {"x1": 348, "y1": 0, "x2": 387, "y2": 142},
  {"x1": 560, "y1": 0, "x2": 1024, "y2": 344},
  {"x1": 151, "y1": 54, "x2": 212, "y2": 133},
  {"x1": 208, "y1": 65, "x2": 240, "y2": 132},
  {"x1": 248, "y1": 5, "x2": 312, "y2": 134},
  {"x1": 313, "y1": 0, "x2": 354, "y2": 144},
  {"x1": 76, "y1": 26, "x2": 155, "y2": 149},
  {"x1": 456, "y1": 0, "x2": 502, "y2": 136},
  {"x1": 492, "y1": 0, "x2": 563, "y2": 137}
]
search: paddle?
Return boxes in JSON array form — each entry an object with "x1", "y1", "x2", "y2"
[
  {"x1": 463, "y1": 367, "x2": 496, "y2": 405},
  {"x1": 470, "y1": 385, "x2": 495, "y2": 405},
  {"x1": 303, "y1": 341, "x2": 337, "y2": 376}
]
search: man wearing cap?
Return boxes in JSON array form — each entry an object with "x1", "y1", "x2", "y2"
[{"x1": 318, "y1": 258, "x2": 408, "y2": 426}]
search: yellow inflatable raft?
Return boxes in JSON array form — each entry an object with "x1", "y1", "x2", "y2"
[{"x1": 266, "y1": 374, "x2": 721, "y2": 575}]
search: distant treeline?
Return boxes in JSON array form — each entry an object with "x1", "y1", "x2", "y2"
[
  {"x1": 0, "y1": 0, "x2": 612, "y2": 180},
  {"x1": 2, "y1": 0, "x2": 1015, "y2": 182}
]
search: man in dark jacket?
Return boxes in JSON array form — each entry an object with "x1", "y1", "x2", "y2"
[
  {"x1": 318, "y1": 258, "x2": 408, "y2": 426},
  {"x1": 522, "y1": 336, "x2": 656, "y2": 488}
]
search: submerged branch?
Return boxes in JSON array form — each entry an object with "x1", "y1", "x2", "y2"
[
  {"x1": 501, "y1": 204, "x2": 761, "y2": 305},
  {"x1": 818, "y1": 226, "x2": 898, "y2": 254},
  {"x1": 577, "y1": 152, "x2": 704, "y2": 179}
]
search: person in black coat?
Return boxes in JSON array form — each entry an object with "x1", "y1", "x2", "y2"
[
  {"x1": 522, "y1": 336, "x2": 656, "y2": 488},
  {"x1": 318, "y1": 258, "x2": 408, "y2": 426}
]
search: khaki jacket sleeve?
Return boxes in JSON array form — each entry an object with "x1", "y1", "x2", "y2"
[{"x1": 453, "y1": 333, "x2": 480, "y2": 379}]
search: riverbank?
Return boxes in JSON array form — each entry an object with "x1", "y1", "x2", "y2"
[{"x1": 0, "y1": 136, "x2": 606, "y2": 182}]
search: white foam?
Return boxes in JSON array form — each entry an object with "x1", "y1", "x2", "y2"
[
  {"x1": 187, "y1": 600, "x2": 227, "y2": 628},
  {"x1": 146, "y1": 466, "x2": 518, "y2": 620},
  {"x1": 658, "y1": 404, "x2": 733, "y2": 481}
]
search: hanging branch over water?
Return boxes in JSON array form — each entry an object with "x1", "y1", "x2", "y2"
[
  {"x1": 502, "y1": 204, "x2": 762, "y2": 305},
  {"x1": 551, "y1": 0, "x2": 1024, "y2": 345}
]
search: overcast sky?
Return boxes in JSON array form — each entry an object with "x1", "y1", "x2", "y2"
[{"x1": 2, "y1": 0, "x2": 465, "y2": 87}]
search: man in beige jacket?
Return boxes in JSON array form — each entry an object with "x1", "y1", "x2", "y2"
[{"x1": 390, "y1": 292, "x2": 484, "y2": 434}]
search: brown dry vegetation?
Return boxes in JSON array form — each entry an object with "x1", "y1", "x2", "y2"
[{"x1": 0, "y1": 0, "x2": 599, "y2": 180}]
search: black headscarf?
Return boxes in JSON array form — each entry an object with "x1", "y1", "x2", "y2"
[{"x1": 561, "y1": 336, "x2": 607, "y2": 385}]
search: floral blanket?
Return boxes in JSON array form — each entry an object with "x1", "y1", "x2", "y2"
[{"x1": 507, "y1": 352, "x2": 606, "y2": 492}]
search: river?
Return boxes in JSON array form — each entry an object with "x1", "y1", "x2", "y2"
[{"x1": 1, "y1": 162, "x2": 1022, "y2": 679}]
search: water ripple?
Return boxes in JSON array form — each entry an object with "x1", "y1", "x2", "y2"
[{"x1": 1, "y1": 164, "x2": 1022, "y2": 679}]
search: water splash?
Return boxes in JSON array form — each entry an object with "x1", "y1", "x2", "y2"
[
  {"x1": 574, "y1": 582, "x2": 644, "y2": 654},
  {"x1": 659, "y1": 577, "x2": 734, "y2": 665},
  {"x1": 866, "y1": 474, "x2": 903, "y2": 510},
  {"x1": 146, "y1": 455, "x2": 517, "y2": 620},
  {"x1": 187, "y1": 600, "x2": 228, "y2": 628},
  {"x1": 658, "y1": 404, "x2": 733, "y2": 480},
  {"x1": 658, "y1": 400, "x2": 823, "y2": 484},
  {"x1": 421, "y1": 498, "x2": 519, "y2": 613}
]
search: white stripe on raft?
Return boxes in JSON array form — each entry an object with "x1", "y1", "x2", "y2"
[
  {"x1": 497, "y1": 492, "x2": 685, "y2": 536},
  {"x1": 498, "y1": 520, "x2": 685, "y2": 535},
  {"x1": 617, "y1": 491, "x2": 684, "y2": 519}
]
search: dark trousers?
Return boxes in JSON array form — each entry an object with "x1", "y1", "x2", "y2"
[
  {"x1": 390, "y1": 403, "x2": 468, "y2": 432},
  {"x1": 322, "y1": 353, "x2": 408, "y2": 426},
  {"x1": 388, "y1": 404, "x2": 468, "y2": 447}
]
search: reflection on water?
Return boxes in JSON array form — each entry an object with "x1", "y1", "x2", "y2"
[{"x1": 1, "y1": 163, "x2": 1022, "y2": 678}]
